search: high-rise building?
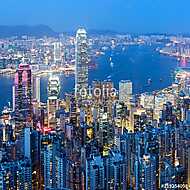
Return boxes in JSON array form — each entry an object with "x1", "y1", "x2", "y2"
[
  {"x1": 33, "y1": 75, "x2": 40, "y2": 103},
  {"x1": 75, "y1": 28, "x2": 89, "y2": 98},
  {"x1": 55, "y1": 153, "x2": 68, "y2": 189},
  {"x1": 43, "y1": 144, "x2": 55, "y2": 189},
  {"x1": 119, "y1": 80, "x2": 133, "y2": 102},
  {"x1": 0, "y1": 159, "x2": 32, "y2": 190},
  {"x1": 14, "y1": 63, "x2": 32, "y2": 133},
  {"x1": 135, "y1": 154, "x2": 157, "y2": 190},
  {"x1": 86, "y1": 156, "x2": 105, "y2": 190},
  {"x1": 92, "y1": 79, "x2": 116, "y2": 105},
  {"x1": 31, "y1": 130, "x2": 41, "y2": 190},
  {"x1": 23, "y1": 125, "x2": 31, "y2": 159},
  {"x1": 103, "y1": 150, "x2": 126, "y2": 190},
  {"x1": 53, "y1": 42, "x2": 62, "y2": 65},
  {"x1": 47, "y1": 75, "x2": 60, "y2": 128},
  {"x1": 41, "y1": 134, "x2": 71, "y2": 190}
]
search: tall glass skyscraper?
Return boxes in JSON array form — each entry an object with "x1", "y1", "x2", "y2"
[
  {"x1": 14, "y1": 63, "x2": 32, "y2": 133},
  {"x1": 75, "y1": 28, "x2": 89, "y2": 98}
]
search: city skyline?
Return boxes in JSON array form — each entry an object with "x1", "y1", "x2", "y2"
[
  {"x1": 0, "y1": 0, "x2": 190, "y2": 34},
  {"x1": 0, "y1": 1, "x2": 190, "y2": 189}
]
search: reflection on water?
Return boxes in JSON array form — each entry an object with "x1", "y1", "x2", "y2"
[{"x1": 0, "y1": 45, "x2": 177, "y2": 110}]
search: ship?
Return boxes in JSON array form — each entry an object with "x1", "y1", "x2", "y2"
[
  {"x1": 144, "y1": 78, "x2": 152, "y2": 87},
  {"x1": 107, "y1": 75, "x2": 112, "y2": 79}
]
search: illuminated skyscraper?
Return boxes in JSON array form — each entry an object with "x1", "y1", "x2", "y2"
[
  {"x1": 75, "y1": 28, "x2": 89, "y2": 98},
  {"x1": 14, "y1": 63, "x2": 32, "y2": 132},
  {"x1": 119, "y1": 80, "x2": 133, "y2": 102},
  {"x1": 47, "y1": 75, "x2": 60, "y2": 128},
  {"x1": 135, "y1": 154, "x2": 157, "y2": 190},
  {"x1": 86, "y1": 156, "x2": 105, "y2": 190},
  {"x1": 0, "y1": 159, "x2": 32, "y2": 190}
]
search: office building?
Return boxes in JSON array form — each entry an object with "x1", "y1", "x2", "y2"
[
  {"x1": 14, "y1": 63, "x2": 32, "y2": 133},
  {"x1": 47, "y1": 75, "x2": 60, "y2": 128},
  {"x1": 53, "y1": 42, "x2": 62, "y2": 65},
  {"x1": 75, "y1": 28, "x2": 89, "y2": 98}
]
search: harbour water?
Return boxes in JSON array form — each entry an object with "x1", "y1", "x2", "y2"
[{"x1": 0, "y1": 45, "x2": 178, "y2": 110}]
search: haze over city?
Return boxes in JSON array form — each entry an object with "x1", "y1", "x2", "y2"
[{"x1": 0, "y1": 0, "x2": 189, "y2": 33}]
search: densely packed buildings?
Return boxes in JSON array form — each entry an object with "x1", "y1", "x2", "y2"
[{"x1": 0, "y1": 30, "x2": 190, "y2": 190}]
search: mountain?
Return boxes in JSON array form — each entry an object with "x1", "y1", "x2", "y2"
[{"x1": 0, "y1": 25, "x2": 57, "y2": 38}]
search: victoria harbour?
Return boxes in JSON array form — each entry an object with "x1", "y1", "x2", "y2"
[{"x1": 0, "y1": 45, "x2": 177, "y2": 110}]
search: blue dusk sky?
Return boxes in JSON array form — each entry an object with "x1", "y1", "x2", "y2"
[{"x1": 0, "y1": 0, "x2": 189, "y2": 33}]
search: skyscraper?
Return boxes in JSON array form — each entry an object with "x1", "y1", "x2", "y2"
[
  {"x1": 86, "y1": 156, "x2": 105, "y2": 190},
  {"x1": 47, "y1": 75, "x2": 60, "y2": 128},
  {"x1": 135, "y1": 154, "x2": 157, "y2": 190},
  {"x1": 14, "y1": 63, "x2": 32, "y2": 133},
  {"x1": 0, "y1": 158, "x2": 32, "y2": 190},
  {"x1": 75, "y1": 28, "x2": 89, "y2": 98},
  {"x1": 53, "y1": 42, "x2": 62, "y2": 65},
  {"x1": 23, "y1": 125, "x2": 31, "y2": 159}
]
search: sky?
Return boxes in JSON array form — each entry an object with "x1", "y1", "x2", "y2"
[{"x1": 0, "y1": 0, "x2": 189, "y2": 34}]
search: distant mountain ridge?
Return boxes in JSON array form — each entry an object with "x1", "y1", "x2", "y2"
[
  {"x1": 0, "y1": 25, "x2": 121, "y2": 38},
  {"x1": 0, "y1": 25, "x2": 57, "y2": 37},
  {"x1": 0, "y1": 25, "x2": 186, "y2": 38}
]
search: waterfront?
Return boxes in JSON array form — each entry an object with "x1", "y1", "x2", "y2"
[{"x1": 0, "y1": 45, "x2": 178, "y2": 110}]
